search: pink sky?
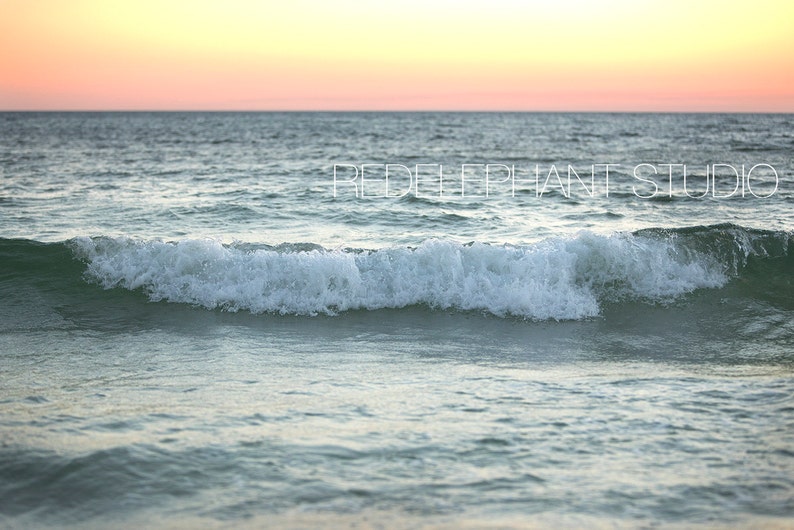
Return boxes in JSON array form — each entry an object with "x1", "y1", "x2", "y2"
[{"x1": 1, "y1": 0, "x2": 793, "y2": 111}]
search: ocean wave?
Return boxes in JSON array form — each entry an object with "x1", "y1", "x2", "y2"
[{"x1": 55, "y1": 224, "x2": 791, "y2": 320}]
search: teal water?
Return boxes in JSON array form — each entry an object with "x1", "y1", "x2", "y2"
[{"x1": 1, "y1": 112, "x2": 793, "y2": 528}]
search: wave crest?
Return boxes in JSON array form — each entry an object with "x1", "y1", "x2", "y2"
[{"x1": 68, "y1": 224, "x2": 790, "y2": 320}]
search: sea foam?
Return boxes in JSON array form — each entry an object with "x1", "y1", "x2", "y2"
[{"x1": 69, "y1": 230, "x2": 740, "y2": 320}]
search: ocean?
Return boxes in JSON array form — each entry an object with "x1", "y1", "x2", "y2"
[{"x1": 1, "y1": 112, "x2": 792, "y2": 528}]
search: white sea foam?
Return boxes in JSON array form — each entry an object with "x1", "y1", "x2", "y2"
[{"x1": 70, "y1": 233, "x2": 729, "y2": 320}]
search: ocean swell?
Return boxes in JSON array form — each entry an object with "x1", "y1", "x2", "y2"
[{"x1": 66, "y1": 224, "x2": 791, "y2": 320}]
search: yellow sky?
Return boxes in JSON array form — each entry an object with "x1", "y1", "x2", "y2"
[{"x1": 1, "y1": 0, "x2": 792, "y2": 110}]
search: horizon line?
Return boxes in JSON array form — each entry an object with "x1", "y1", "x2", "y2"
[{"x1": 2, "y1": 109, "x2": 793, "y2": 114}]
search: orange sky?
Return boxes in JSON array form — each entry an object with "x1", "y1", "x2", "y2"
[{"x1": 1, "y1": 0, "x2": 793, "y2": 111}]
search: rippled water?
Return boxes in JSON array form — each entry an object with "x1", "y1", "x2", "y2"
[
  {"x1": 2, "y1": 112, "x2": 792, "y2": 245},
  {"x1": 1, "y1": 112, "x2": 793, "y2": 528}
]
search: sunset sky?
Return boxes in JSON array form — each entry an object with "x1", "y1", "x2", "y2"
[{"x1": 1, "y1": 0, "x2": 793, "y2": 111}]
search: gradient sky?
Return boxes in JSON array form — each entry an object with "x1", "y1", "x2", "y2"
[{"x1": 1, "y1": 0, "x2": 793, "y2": 111}]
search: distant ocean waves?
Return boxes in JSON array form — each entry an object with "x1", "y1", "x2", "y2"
[{"x1": 2, "y1": 224, "x2": 790, "y2": 321}]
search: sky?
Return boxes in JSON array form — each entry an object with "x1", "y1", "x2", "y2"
[{"x1": 1, "y1": 0, "x2": 793, "y2": 111}]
